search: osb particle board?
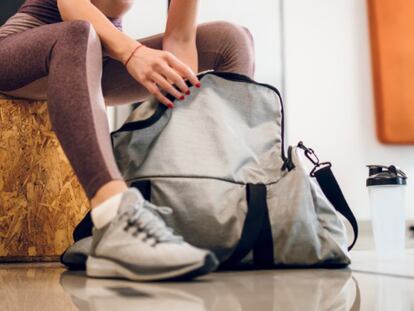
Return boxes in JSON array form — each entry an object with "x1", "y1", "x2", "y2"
[
  {"x1": 368, "y1": 0, "x2": 414, "y2": 143},
  {"x1": 0, "y1": 97, "x2": 89, "y2": 260}
]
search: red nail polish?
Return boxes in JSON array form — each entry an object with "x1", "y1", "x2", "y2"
[
  {"x1": 179, "y1": 95, "x2": 185, "y2": 100},
  {"x1": 195, "y1": 83, "x2": 201, "y2": 88},
  {"x1": 186, "y1": 90, "x2": 191, "y2": 95},
  {"x1": 167, "y1": 103, "x2": 174, "y2": 109}
]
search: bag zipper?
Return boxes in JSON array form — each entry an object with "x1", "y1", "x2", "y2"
[{"x1": 126, "y1": 174, "x2": 282, "y2": 186}]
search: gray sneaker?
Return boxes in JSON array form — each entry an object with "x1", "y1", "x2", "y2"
[
  {"x1": 86, "y1": 187, "x2": 219, "y2": 281},
  {"x1": 61, "y1": 236, "x2": 92, "y2": 270}
]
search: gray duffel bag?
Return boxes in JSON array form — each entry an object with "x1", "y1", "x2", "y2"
[{"x1": 62, "y1": 71, "x2": 358, "y2": 269}]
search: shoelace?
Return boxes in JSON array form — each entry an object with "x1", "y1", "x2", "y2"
[{"x1": 123, "y1": 200, "x2": 183, "y2": 245}]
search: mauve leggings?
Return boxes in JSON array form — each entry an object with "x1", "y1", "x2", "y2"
[{"x1": 0, "y1": 20, "x2": 255, "y2": 200}]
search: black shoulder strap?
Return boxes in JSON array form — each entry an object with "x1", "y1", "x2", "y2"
[
  {"x1": 297, "y1": 142, "x2": 358, "y2": 251},
  {"x1": 313, "y1": 165, "x2": 359, "y2": 251}
]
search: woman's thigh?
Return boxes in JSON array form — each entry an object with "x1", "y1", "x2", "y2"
[
  {"x1": 0, "y1": 20, "x2": 99, "y2": 100},
  {"x1": 0, "y1": 25, "x2": 55, "y2": 99},
  {"x1": 0, "y1": 77, "x2": 48, "y2": 100}
]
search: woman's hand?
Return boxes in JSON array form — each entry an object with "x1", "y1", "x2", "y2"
[{"x1": 125, "y1": 44, "x2": 201, "y2": 109}]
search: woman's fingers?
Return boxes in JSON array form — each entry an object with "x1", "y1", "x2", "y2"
[
  {"x1": 128, "y1": 47, "x2": 203, "y2": 108},
  {"x1": 143, "y1": 81, "x2": 174, "y2": 109},
  {"x1": 151, "y1": 72, "x2": 185, "y2": 100},
  {"x1": 160, "y1": 64, "x2": 190, "y2": 95},
  {"x1": 165, "y1": 53, "x2": 201, "y2": 88}
]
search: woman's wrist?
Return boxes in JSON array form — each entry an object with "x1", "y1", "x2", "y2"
[
  {"x1": 163, "y1": 39, "x2": 198, "y2": 73},
  {"x1": 123, "y1": 43, "x2": 145, "y2": 67},
  {"x1": 112, "y1": 37, "x2": 142, "y2": 64}
]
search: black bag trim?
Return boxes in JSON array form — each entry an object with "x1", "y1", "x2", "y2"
[
  {"x1": 109, "y1": 71, "x2": 287, "y2": 163},
  {"x1": 111, "y1": 104, "x2": 168, "y2": 135},
  {"x1": 221, "y1": 183, "x2": 273, "y2": 268}
]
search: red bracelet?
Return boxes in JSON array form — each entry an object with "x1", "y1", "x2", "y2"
[{"x1": 124, "y1": 44, "x2": 145, "y2": 67}]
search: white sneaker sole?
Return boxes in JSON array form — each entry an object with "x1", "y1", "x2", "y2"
[{"x1": 86, "y1": 253, "x2": 218, "y2": 281}]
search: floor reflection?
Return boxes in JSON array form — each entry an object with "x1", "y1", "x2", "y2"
[
  {"x1": 3, "y1": 246, "x2": 414, "y2": 310},
  {"x1": 59, "y1": 269, "x2": 359, "y2": 311},
  {"x1": 0, "y1": 264, "x2": 77, "y2": 310}
]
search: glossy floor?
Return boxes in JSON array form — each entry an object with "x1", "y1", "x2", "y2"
[
  {"x1": 1, "y1": 228, "x2": 414, "y2": 311},
  {"x1": 1, "y1": 252, "x2": 414, "y2": 311}
]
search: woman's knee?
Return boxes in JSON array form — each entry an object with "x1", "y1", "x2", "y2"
[
  {"x1": 59, "y1": 20, "x2": 102, "y2": 50},
  {"x1": 48, "y1": 20, "x2": 103, "y2": 101},
  {"x1": 198, "y1": 21, "x2": 255, "y2": 77},
  {"x1": 203, "y1": 21, "x2": 255, "y2": 50}
]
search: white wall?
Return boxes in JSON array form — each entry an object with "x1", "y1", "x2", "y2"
[
  {"x1": 283, "y1": 0, "x2": 414, "y2": 219},
  {"x1": 197, "y1": 0, "x2": 282, "y2": 87},
  {"x1": 122, "y1": 0, "x2": 167, "y2": 38}
]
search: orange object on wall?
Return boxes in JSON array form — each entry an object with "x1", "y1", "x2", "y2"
[{"x1": 368, "y1": 0, "x2": 414, "y2": 143}]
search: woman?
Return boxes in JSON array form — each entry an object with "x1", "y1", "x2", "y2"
[{"x1": 0, "y1": 0, "x2": 255, "y2": 280}]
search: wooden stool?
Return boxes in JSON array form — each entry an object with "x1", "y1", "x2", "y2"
[{"x1": 0, "y1": 95, "x2": 89, "y2": 262}]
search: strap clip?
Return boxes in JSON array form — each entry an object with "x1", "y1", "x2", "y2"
[{"x1": 298, "y1": 141, "x2": 332, "y2": 177}]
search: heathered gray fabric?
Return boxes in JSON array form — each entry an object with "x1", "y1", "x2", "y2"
[
  {"x1": 112, "y1": 73, "x2": 351, "y2": 266},
  {"x1": 113, "y1": 74, "x2": 284, "y2": 185},
  {"x1": 149, "y1": 177, "x2": 247, "y2": 262},
  {"x1": 267, "y1": 147, "x2": 349, "y2": 265},
  {"x1": 112, "y1": 97, "x2": 173, "y2": 178}
]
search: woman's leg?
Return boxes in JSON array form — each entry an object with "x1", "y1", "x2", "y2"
[
  {"x1": 0, "y1": 19, "x2": 254, "y2": 202},
  {"x1": 102, "y1": 20, "x2": 255, "y2": 106},
  {"x1": 195, "y1": 20, "x2": 255, "y2": 77},
  {"x1": 0, "y1": 21, "x2": 126, "y2": 203}
]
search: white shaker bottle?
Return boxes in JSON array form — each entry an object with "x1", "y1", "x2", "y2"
[{"x1": 366, "y1": 165, "x2": 407, "y2": 258}]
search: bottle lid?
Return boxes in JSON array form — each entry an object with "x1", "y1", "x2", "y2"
[{"x1": 366, "y1": 165, "x2": 407, "y2": 186}]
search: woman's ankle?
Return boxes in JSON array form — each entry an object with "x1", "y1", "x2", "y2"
[{"x1": 90, "y1": 180, "x2": 128, "y2": 209}]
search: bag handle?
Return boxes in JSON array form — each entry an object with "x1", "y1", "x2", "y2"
[{"x1": 298, "y1": 142, "x2": 359, "y2": 251}]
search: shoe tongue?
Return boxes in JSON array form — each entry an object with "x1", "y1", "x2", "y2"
[{"x1": 117, "y1": 187, "x2": 144, "y2": 214}]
